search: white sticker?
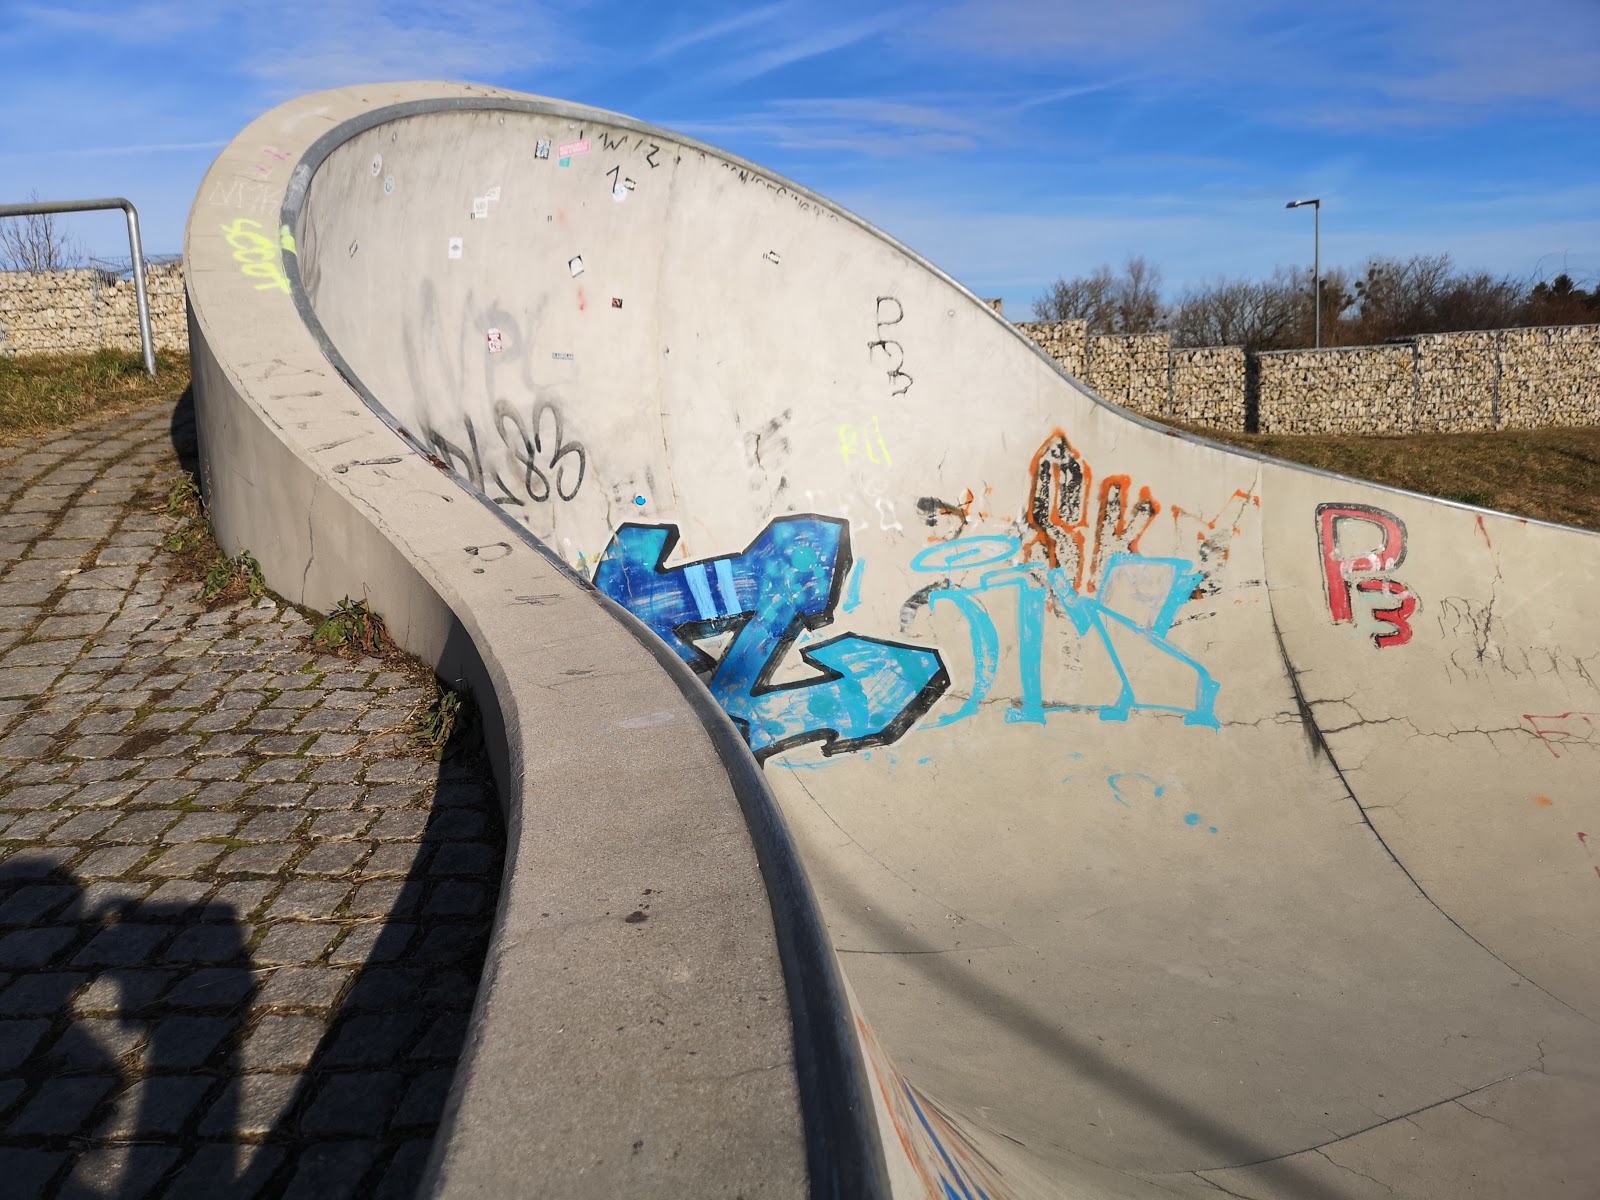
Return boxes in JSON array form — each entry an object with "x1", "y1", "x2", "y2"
[
  {"x1": 568, "y1": 255, "x2": 585, "y2": 277},
  {"x1": 624, "y1": 177, "x2": 636, "y2": 190},
  {"x1": 552, "y1": 351, "x2": 574, "y2": 361},
  {"x1": 472, "y1": 197, "x2": 489, "y2": 219},
  {"x1": 612, "y1": 184, "x2": 627, "y2": 202},
  {"x1": 535, "y1": 139, "x2": 551, "y2": 160},
  {"x1": 370, "y1": 153, "x2": 383, "y2": 176},
  {"x1": 448, "y1": 237, "x2": 463, "y2": 260},
  {"x1": 486, "y1": 328, "x2": 505, "y2": 354},
  {"x1": 485, "y1": 186, "x2": 501, "y2": 202},
  {"x1": 383, "y1": 175, "x2": 395, "y2": 195},
  {"x1": 763, "y1": 250, "x2": 782, "y2": 265}
]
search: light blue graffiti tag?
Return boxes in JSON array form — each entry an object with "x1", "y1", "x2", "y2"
[
  {"x1": 909, "y1": 536, "x2": 1220, "y2": 729},
  {"x1": 594, "y1": 516, "x2": 949, "y2": 761}
]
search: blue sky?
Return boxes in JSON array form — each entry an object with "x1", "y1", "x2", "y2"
[{"x1": 2, "y1": 0, "x2": 1597, "y2": 316}]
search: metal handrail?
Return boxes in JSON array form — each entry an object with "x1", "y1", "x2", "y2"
[{"x1": 0, "y1": 197, "x2": 156, "y2": 376}]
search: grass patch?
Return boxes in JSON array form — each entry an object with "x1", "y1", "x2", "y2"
[
  {"x1": 1164, "y1": 423, "x2": 1600, "y2": 533},
  {"x1": 311, "y1": 597, "x2": 392, "y2": 658},
  {"x1": 0, "y1": 349, "x2": 190, "y2": 444}
]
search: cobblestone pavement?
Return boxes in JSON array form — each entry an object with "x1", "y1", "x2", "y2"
[{"x1": 0, "y1": 399, "x2": 504, "y2": 1197}]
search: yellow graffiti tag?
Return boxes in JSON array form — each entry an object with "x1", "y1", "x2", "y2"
[
  {"x1": 220, "y1": 217, "x2": 290, "y2": 293},
  {"x1": 839, "y1": 415, "x2": 892, "y2": 468}
]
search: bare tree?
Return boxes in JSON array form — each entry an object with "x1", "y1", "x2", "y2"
[
  {"x1": 0, "y1": 191, "x2": 82, "y2": 273},
  {"x1": 1034, "y1": 256, "x2": 1165, "y2": 334},
  {"x1": 1348, "y1": 253, "x2": 1523, "y2": 341}
]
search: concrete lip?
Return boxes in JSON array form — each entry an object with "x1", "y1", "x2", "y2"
[{"x1": 188, "y1": 82, "x2": 1600, "y2": 1198}]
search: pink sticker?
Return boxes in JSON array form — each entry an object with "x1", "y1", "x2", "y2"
[
  {"x1": 486, "y1": 328, "x2": 505, "y2": 354},
  {"x1": 558, "y1": 139, "x2": 590, "y2": 158}
]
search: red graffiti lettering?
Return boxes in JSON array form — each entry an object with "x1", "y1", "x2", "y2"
[{"x1": 1316, "y1": 502, "x2": 1416, "y2": 647}]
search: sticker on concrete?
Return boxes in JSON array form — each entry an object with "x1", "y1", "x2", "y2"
[
  {"x1": 472, "y1": 197, "x2": 489, "y2": 220},
  {"x1": 552, "y1": 352, "x2": 574, "y2": 361},
  {"x1": 535, "y1": 139, "x2": 551, "y2": 160},
  {"x1": 559, "y1": 157, "x2": 571, "y2": 168},
  {"x1": 486, "y1": 328, "x2": 505, "y2": 354},
  {"x1": 370, "y1": 153, "x2": 383, "y2": 176},
  {"x1": 448, "y1": 237, "x2": 464, "y2": 260},
  {"x1": 613, "y1": 183, "x2": 628, "y2": 202},
  {"x1": 763, "y1": 250, "x2": 782, "y2": 265},
  {"x1": 485, "y1": 186, "x2": 501, "y2": 202},
  {"x1": 568, "y1": 255, "x2": 585, "y2": 277},
  {"x1": 558, "y1": 138, "x2": 589, "y2": 158},
  {"x1": 611, "y1": 298, "x2": 623, "y2": 308},
  {"x1": 384, "y1": 175, "x2": 395, "y2": 195}
]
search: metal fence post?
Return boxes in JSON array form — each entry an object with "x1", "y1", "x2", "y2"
[{"x1": 0, "y1": 197, "x2": 158, "y2": 376}]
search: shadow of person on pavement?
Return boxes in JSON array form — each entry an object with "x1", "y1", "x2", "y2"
[{"x1": 0, "y1": 854, "x2": 257, "y2": 1198}]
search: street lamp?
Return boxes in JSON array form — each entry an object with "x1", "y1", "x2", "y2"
[{"x1": 1286, "y1": 198, "x2": 1321, "y2": 349}]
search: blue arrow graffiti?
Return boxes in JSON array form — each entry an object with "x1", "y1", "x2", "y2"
[{"x1": 593, "y1": 516, "x2": 948, "y2": 761}]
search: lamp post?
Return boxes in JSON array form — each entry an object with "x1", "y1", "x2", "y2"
[{"x1": 1286, "y1": 198, "x2": 1321, "y2": 349}]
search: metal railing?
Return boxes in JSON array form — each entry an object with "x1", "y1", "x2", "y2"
[{"x1": 0, "y1": 197, "x2": 157, "y2": 376}]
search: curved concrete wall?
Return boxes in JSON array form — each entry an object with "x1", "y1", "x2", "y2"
[{"x1": 190, "y1": 84, "x2": 1600, "y2": 1199}]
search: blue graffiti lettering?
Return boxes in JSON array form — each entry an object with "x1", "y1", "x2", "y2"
[
  {"x1": 594, "y1": 516, "x2": 949, "y2": 761},
  {"x1": 910, "y1": 536, "x2": 1220, "y2": 728}
]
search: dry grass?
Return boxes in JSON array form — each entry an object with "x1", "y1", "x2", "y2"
[
  {"x1": 1165, "y1": 423, "x2": 1600, "y2": 533},
  {"x1": 0, "y1": 349, "x2": 190, "y2": 446}
]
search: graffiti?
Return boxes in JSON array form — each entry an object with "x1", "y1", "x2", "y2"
[
  {"x1": 868, "y1": 296, "x2": 913, "y2": 398},
  {"x1": 1169, "y1": 487, "x2": 1261, "y2": 596},
  {"x1": 220, "y1": 218, "x2": 291, "y2": 294},
  {"x1": 1436, "y1": 595, "x2": 1600, "y2": 692},
  {"x1": 1316, "y1": 503, "x2": 1417, "y2": 648},
  {"x1": 423, "y1": 399, "x2": 586, "y2": 506},
  {"x1": 1524, "y1": 712, "x2": 1600, "y2": 759},
  {"x1": 592, "y1": 516, "x2": 948, "y2": 761},
  {"x1": 855, "y1": 1014, "x2": 1012, "y2": 1200},
  {"x1": 1026, "y1": 430, "x2": 1159, "y2": 594},
  {"x1": 909, "y1": 535, "x2": 1220, "y2": 729},
  {"x1": 839, "y1": 415, "x2": 892, "y2": 468}
]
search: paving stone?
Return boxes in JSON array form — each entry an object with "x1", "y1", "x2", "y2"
[
  {"x1": 163, "y1": 967, "x2": 257, "y2": 1009},
  {"x1": 0, "y1": 1149, "x2": 66, "y2": 1197},
  {"x1": 0, "y1": 883, "x2": 77, "y2": 924},
  {"x1": 163, "y1": 812, "x2": 242, "y2": 841},
  {"x1": 255, "y1": 922, "x2": 340, "y2": 964},
  {"x1": 143, "y1": 1015, "x2": 235, "y2": 1069},
  {"x1": 58, "y1": 1144, "x2": 182, "y2": 1199},
  {"x1": 165, "y1": 924, "x2": 252, "y2": 964},
  {"x1": 300, "y1": 1070, "x2": 403, "y2": 1136},
  {"x1": 0, "y1": 926, "x2": 77, "y2": 968},
  {"x1": 0, "y1": 971, "x2": 88, "y2": 1015},
  {"x1": 8, "y1": 1074, "x2": 117, "y2": 1135},
  {"x1": 53, "y1": 1016, "x2": 148, "y2": 1068},
  {"x1": 281, "y1": 1141, "x2": 384, "y2": 1199},
  {"x1": 218, "y1": 843, "x2": 298, "y2": 875},
  {"x1": 73, "y1": 922, "x2": 172, "y2": 967},
  {"x1": 104, "y1": 810, "x2": 181, "y2": 842},
  {"x1": 164, "y1": 1143, "x2": 286, "y2": 1199},
  {"x1": 73, "y1": 969, "x2": 175, "y2": 1015},
  {"x1": 394, "y1": 1068, "x2": 454, "y2": 1128},
  {"x1": 325, "y1": 1011, "x2": 422, "y2": 1067},
  {"x1": 0, "y1": 783, "x2": 73, "y2": 810},
  {"x1": 47, "y1": 810, "x2": 119, "y2": 842},
  {"x1": 268, "y1": 880, "x2": 351, "y2": 920},
  {"x1": 147, "y1": 842, "x2": 226, "y2": 876},
  {"x1": 78, "y1": 845, "x2": 152, "y2": 877},
  {"x1": 240, "y1": 811, "x2": 307, "y2": 841},
  {"x1": 307, "y1": 783, "x2": 364, "y2": 809},
  {"x1": 1, "y1": 810, "x2": 69, "y2": 840},
  {"x1": 425, "y1": 882, "x2": 490, "y2": 917},
  {"x1": 310, "y1": 810, "x2": 375, "y2": 840},
  {"x1": 375, "y1": 1140, "x2": 436, "y2": 1200},
  {"x1": 298, "y1": 843, "x2": 367, "y2": 875},
  {"x1": 205, "y1": 880, "x2": 276, "y2": 919},
  {"x1": 371, "y1": 812, "x2": 429, "y2": 841},
  {"x1": 257, "y1": 966, "x2": 353, "y2": 1010},
  {"x1": 240, "y1": 1014, "x2": 325, "y2": 1070},
  {"x1": 329, "y1": 923, "x2": 413, "y2": 966},
  {"x1": 0, "y1": 1017, "x2": 52, "y2": 1069}
]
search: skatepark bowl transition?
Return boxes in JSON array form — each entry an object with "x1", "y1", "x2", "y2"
[{"x1": 184, "y1": 83, "x2": 1600, "y2": 1199}]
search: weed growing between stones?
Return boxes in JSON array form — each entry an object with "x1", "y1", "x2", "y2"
[
  {"x1": 202, "y1": 549, "x2": 265, "y2": 604},
  {"x1": 311, "y1": 598, "x2": 392, "y2": 658},
  {"x1": 414, "y1": 684, "x2": 482, "y2": 762}
]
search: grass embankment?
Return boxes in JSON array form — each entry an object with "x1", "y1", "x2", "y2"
[
  {"x1": 0, "y1": 349, "x2": 190, "y2": 446},
  {"x1": 1171, "y1": 423, "x2": 1600, "y2": 533},
  {"x1": 3, "y1": 349, "x2": 1596, "y2": 532}
]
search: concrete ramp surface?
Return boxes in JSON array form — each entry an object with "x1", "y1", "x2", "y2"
[{"x1": 190, "y1": 85, "x2": 1600, "y2": 1198}]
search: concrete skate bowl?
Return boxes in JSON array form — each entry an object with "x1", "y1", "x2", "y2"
[{"x1": 186, "y1": 84, "x2": 1600, "y2": 1199}]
